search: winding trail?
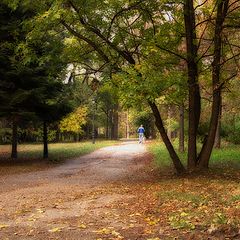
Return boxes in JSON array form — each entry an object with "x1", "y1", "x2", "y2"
[{"x1": 0, "y1": 141, "x2": 155, "y2": 240}]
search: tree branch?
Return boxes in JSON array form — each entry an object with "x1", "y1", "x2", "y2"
[
  {"x1": 61, "y1": 20, "x2": 110, "y2": 63},
  {"x1": 155, "y1": 44, "x2": 187, "y2": 61}
]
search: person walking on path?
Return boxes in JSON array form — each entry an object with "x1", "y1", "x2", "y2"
[{"x1": 137, "y1": 125, "x2": 145, "y2": 143}]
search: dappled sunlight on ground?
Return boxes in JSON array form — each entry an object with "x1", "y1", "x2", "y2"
[{"x1": 100, "y1": 141, "x2": 146, "y2": 154}]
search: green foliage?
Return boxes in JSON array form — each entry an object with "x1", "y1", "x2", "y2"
[
  {"x1": 0, "y1": 128, "x2": 12, "y2": 144},
  {"x1": 0, "y1": 1, "x2": 70, "y2": 124},
  {"x1": 132, "y1": 109, "x2": 154, "y2": 138}
]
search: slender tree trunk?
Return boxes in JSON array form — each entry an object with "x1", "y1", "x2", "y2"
[
  {"x1": 214, "y1": 97, "x2": 222, "y2": 148},
  {"x1": 126, "y1": 110, "x2": 130, "y2": 139},
  {"x1": 43, "y1": 121, "x2": 48, "y2": 159},
  {"x1": 148, "y1": 101, "x2": 186, "y2": 174},
  {"x1": 11, "y1": 119, "x2": 18, "y2": 159},
  {"x1": 184, "y1": 0, "x2": 201, "y2": 170},
  {"x1": 179, "y1": 103, "x2": 185, "y2": 152},
  {"x1": 106, "y1": 110, "x2": 109, "y2": 139},
  {"x1": 113, "y1": 104, "x2": 119, "y2": 140},
  {"x1": 55, "y1": 127, "x2": 60, "y2": 142},
  {"x1": 110, "y1": 109, "x2": 114, "y2": 140},
  {"x1": 198, "y1": 0, "x2": 229, "y2": 168},
  {"x1": 167, "y1": 105, "x2": 172, "y2": 140}
]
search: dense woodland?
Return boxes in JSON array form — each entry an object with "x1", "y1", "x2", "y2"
[{"x1": 0, "y1": 0, "x2": 240, "y2": 174}]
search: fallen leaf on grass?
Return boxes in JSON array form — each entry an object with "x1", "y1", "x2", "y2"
[{"x1": 145, "y1": 217, "x2": 160, "y2": 226}]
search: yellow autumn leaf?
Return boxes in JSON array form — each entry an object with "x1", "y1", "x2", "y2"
[
  {"x1": 135, "y1": 64, "x2": 141, "y2": 70},
  {"x1": 94, "y1": 228, "x2": 111, "y2": 234},
  {"x1": 0, "y1": 224, "x2": 9, "y2": 229},
  {"x1": 149, "y1": 47, "x2": 158, "y2": 53},
  {"x1": 180, "y1": 212, "x2": 188, "y2": 217},
  {"x1": 144, "y1": 229, "x2": 153, "y2": 234},
  {"x1": 78, "y1": 224, "x2": 87, "y2": 229},
  {"x1": 145, "y1": 217, "x2": 160, "y2": 226},
  {"x1": 48, "y1": 227, "x2": 62, "y2": 233},
  {"x1": 111, "y1": 230, "x2": 122, "y2": 237},
  {"x1": 128, "y1": 223, "x2": 135, "y2": 228},
  {"x1": 36, "y1": 208, "x2": 45, "y2": 213}
]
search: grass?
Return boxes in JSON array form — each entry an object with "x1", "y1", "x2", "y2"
[
  {"x1": 0, "y1": 140, "x2": 118, "y2": 161},
  {"x1": 210, "y1": 144, "x2": 240, "y2": 168},
  {"x1": 147, "y1": 140, "x2": 240, "y2": 236},
  {"x1": 0, "y1": 140, "x2": 118, "y2": 175},
  {"x1": 147, "y1": 140, "x2": 240, "y2": 170}
]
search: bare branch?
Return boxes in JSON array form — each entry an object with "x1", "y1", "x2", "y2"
[
  {"x1": 194, "y1": 0, "x2": 208, "y2": 10},
  {"x1": 107, "y1": 0, "x2": 145, "y2": 37},
  {"x1": 222, "y1": 34, "x2": 240, "y2": 71},
  {"x1": 220, "y1": 52, "x2": 240, "y2": 66}
]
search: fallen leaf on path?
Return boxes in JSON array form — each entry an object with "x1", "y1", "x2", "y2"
[
  {"x1": 48, "y1": 227, "x2": 63, "y2": 233},
  {"x1": 94, "y1": 228, "x2": 111, "y2": 234},
  {"x1": 36, "y1": 208, "x2": 45, "y2": 213},
  {"x1": 78, "y1": 224, "x2": 87, "y2": 229},
  {"x1": 0, "y1": 224, "x2": 9, "y2": 229},
  {"x1": 147, "y1": 238, "x2": 161, "y2": 240}
]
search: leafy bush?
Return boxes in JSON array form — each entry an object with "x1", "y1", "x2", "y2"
[
  {"x1": 0, "y1": 128, "x2": 12, "y2": 144},
  {"x1": 222, "y1": 119, "x2": 240, "y2": 144}
]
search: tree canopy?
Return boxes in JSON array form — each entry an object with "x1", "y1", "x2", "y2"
[{"x1": 1, "y1": 0, "x2": 240, "y2": 173}]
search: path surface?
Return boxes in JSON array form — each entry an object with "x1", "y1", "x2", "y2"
[{"x1": 0, "y1": 141, "x2": 158, "y2": 240}]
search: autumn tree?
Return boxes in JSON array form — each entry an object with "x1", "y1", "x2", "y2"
[{"x1": 19, "y1": 0, "x2": 240, "y2": 174}]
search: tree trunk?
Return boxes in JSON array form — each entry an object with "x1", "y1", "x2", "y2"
[
  {"x1": 126, "y1": 110, "x2": 130, "y2": 139},
  {"x1": 106, "y1": 110, "x2": 109, "y2": 139},
  {"x1": 92, "y1": 107, "x2": 95, "y2": 144},
  {"x1": 113, "y1": 104, "x2": 119, "y2": 140},
  {"x1": 214, "y1": 96, "x2": 222, "y2": 148},
  {"x1": 55, "y1": 127, "x2": 60, "y2": 142},
  {"x1": 167, "y1": 105, "x2": 172, "y2": 140},
  {"x1": 179, "y1": 103, "x2": 185, "y2": 152},
  {"x1": 110, "y1": 109, "x2": 114, "y2": 139},
  {"x1": 198, "y1": 0, "x2": 229, "y2": 168},
  {"x1": 11, "y1": 119, "x2": 18, "y2": 159},
  {"x1": 43, "y1": 121, "x2": 48, "y2": 158},
  {"x1": 184, "y1": 0, "x2": 201, "y2": 170},
  {"x1": 148, "y1": 101, "x2": 186, "y2": 174}
]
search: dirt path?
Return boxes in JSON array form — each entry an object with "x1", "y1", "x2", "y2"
[{"x1": 0, "y1": 141, "x2": 159, "y2": 240}]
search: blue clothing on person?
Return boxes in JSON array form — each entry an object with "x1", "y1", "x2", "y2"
[
  {"x1": 137, "y1": 126, "x2": 145, "y2": 133},
  {"x1": 137, "y1": 125, "x2": 145, "y2": 143}
]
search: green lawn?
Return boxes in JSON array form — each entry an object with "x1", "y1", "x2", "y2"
[
  {"x1": 147, "y1": 140, "x2": 240, "y2": 236},
  {"x1": 0, "y1": 140, "x2": 118, "y2": 162},
  {"x1": 147, "y1": 140, "x2": 240, "y2": 170}
]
